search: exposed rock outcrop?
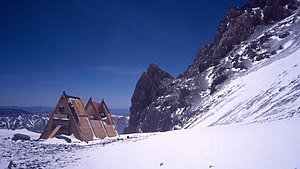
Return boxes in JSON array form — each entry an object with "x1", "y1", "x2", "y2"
[
  {"x1": 128, "y1": 0, "x2": 300, "y2": 133},
  {"x1": 188, "y1": 0, "x2": 298, "y2": 77},
  {"x1": 12, "y1": 133, "x2": 30, "y2": 141},
  {"x1": 128, "y1": 64, "x2": 173, "y2": 133}
]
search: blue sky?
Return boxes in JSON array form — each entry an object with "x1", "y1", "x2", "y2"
[{"x1": 0, "y1": 0, "x2": 246, "y2": 108}]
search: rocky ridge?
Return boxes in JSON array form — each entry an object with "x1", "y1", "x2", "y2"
[{"x1": 128, "y1": 0, "x2": 300, "y2": 133}]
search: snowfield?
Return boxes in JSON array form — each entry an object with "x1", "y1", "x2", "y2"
[
  {"x1": 70, "y1": 118, "x2": 300, "y2": 169},
  {"x1": 1, "y1": 118, "x2": 299, "y2": 169},
  {"x1": 186, "y1": 21, "x2": 300, "y2": 128}
]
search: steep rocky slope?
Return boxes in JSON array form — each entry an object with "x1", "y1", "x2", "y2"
[
  {"x1": 128, "y1": 64, "x2": 174, "y2": 132},
  {"x1": 128, "y1": 0, "x2": 300, "y2": 133}
]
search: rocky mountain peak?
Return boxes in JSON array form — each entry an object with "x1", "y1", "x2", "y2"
[
  {"x1": 127, "y1": 64, "x2": 173, "y2": 133},
  {"x1": 147, "y1": 63, "x2": 161, "y2": 72},
  {"x1": 186, "y1": 0, "x2": 299, "y2": 77},
  {"x1": 128, "y1": 0, "x2": 300, "y2": 133}
]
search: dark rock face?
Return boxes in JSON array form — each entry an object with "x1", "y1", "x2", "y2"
[
  {"x1": 263, "y1": 0, "x2": 296, "y2": 23},
  {"x1": 128, "y1": 0, "x2": 300, "y2": 133},
  {"x1": 192, "y1": 0, "x2": 298, "y2": 77},
  {"x1": 128, "y1": 64, "x2": 173, "y2": 133},
  {"x1": 212, "y1": 8, "x2": 258, "y2": 60}
]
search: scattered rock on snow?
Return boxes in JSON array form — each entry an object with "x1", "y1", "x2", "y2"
[
  {"x1": 55, "y1": 135, "x2": 72, "y2": 143},
  {"x1": 8, "y1": 160, "x2": 16, "y2": 169},
  {"x1": 12, "y1": 133, "x2": 30, "y2": 141}
]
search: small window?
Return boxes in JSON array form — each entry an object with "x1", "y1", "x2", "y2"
[
  {"x1": 59, "y1": 106, "x2": 64, "y2": 113},
  {"x1": 99, "y1": 112, "x2": 106, "y2": 118}
]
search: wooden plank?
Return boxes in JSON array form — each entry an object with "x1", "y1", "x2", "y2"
[
  {"x1": 47, "y1": 125, "x2": 61, "y2": 139},
  {"x1": 90, "y1": 120, "x2": 107, "y2": 139},
  {"x1": 105, "y1": 125, "x2": 118, "y2": 137},
  {"x1": 78, "y1": 117, "x2": 94, "y2": 141}
]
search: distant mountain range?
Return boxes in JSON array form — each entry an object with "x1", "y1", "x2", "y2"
[
  {"x1": 0, "y1": 107, "x2": 129, "y2": 134},
  {"x1": 0, "y1": 108, "x2": 49, "y2": 133},
  {"x1": 110, "y1": 109, "x2": 130, "y2": 116},
  {"x1": 0, "y1": 106, "x2": 129, "y2": 116},
  {"x1": 0, "y1": 106, "x2": 53, "y2": 113}
]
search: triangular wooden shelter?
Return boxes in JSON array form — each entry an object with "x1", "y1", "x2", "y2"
[
  {"x1": 85, "y1": 97, "x2": 118, "y2": 139},
  {"x1": 40, "y1": 92, "x2": 118, "y2": 142}
]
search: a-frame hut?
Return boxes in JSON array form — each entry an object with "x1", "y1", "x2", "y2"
[
  {"x1": 40, "y1": 92, "x2": 118, "y2": 142},
  {"x1": 85, "y1": 97, "x2": 118, "y2": 139},
  {"x1": 40, "y1": 92, "x2": 96, "y2": 141}
]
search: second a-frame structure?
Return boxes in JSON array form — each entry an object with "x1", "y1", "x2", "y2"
[
  {"x1": 85, "y1": 98, "x2": 118, "y2": 139},
  {"x1": 40, "y1": 92, "x2": 118, "y2": 142}
]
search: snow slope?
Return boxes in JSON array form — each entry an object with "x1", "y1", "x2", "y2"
[
  {"x1": 70, "y1": 118, "x2": 300, "y2": 169},
  {"x1": 1, "y1": 118, "x2": 299, "y2": 169},
  {"x1": 0, "y1": 129, "x2": 151, "y2": 168},
  {"x1": 186, "y1": 34, "x2": 300, "y2": 128},
  {"x1": 67, "y1": 20, "x2": 300, "y2": 169}
]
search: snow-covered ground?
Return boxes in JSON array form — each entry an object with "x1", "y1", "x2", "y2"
[
  {"x1": 0, "y1": 118, "x2": 299, "y2": 169},
  {"x1": 186, "y1": 26, "x2": 300, "y2": 128},
  {"x1": 0, "y1": 129, "x2": 83, "y2": 168},
  {"x1": 0, "y1": 129, "x2": 152, "y2": 168},
  {"x1": 69, "y1": 118, "x2": 300, "y2": 169}
]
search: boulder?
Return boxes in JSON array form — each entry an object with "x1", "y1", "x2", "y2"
[
  {"x1": 54, "y1": 135, "x2": 72, "y2": 143},
  {"x1": 12, "y1": 133, "x2": 30, "y2": 141}
]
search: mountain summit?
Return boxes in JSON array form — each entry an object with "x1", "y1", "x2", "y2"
[
  {"x1": 128, "y1": 64, "x2": 173, "y2": 133},
  {"x1": 128, "y1": 0, "x2": 300, "y2": 133}
]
